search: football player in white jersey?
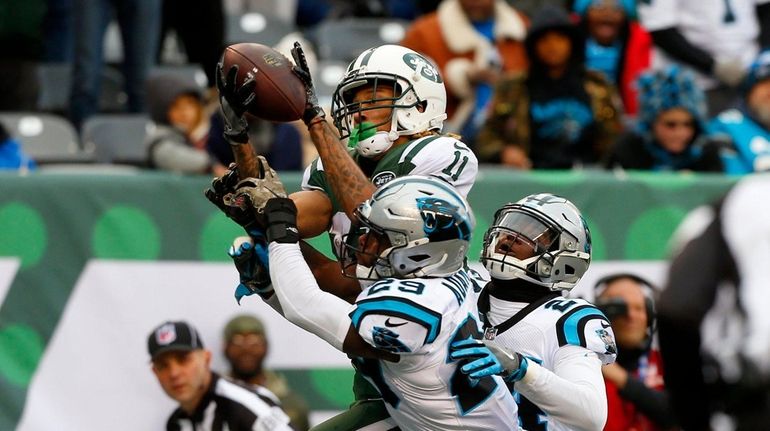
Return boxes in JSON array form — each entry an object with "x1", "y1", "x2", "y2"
[
  {"x1": 638, "y1": 0, "x2": 770, "y2": 113},
  {"x1": 209, "y1": 42, "x2": 479, "y2": 430},
  {"x1": 450, "y1": 194, "x2": 617, "y2": 430},
  {"x1": 256, "y1": 175, "x2": 519, "y2": 431}
]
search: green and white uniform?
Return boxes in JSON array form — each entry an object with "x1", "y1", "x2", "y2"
[
  {"x1": 301, "y1": 134, "x2": 478, "y2": 431},
  {"x1": 302, "y1": 135, "x2": 478, "y2": 256}
]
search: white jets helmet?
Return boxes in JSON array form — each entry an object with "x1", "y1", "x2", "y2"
[
  {"x1": 331, "y1": 45, "x2": 447, "y2": 158},
  {"x1": 341, "y1": 175, "x2": 474, "y2": 280},
  {"x1": 481, "y1": 194, "x2": 591, "y2": 291}
]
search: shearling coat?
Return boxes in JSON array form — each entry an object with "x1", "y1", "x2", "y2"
[{"x1": 400, "y1": 0, "x2": 528, "y2": 131}]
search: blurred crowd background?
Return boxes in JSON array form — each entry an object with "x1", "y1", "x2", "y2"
[
  {"x1": 2, "y1": 0, "x2": 770, "y2": 177},
  {"x1": 3, "y1": 1, "x2": 770, "y2": 430}
]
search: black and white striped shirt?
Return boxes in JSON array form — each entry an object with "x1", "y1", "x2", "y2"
[{"x1": 166, "y1": 373, "x2": 294, "y2": 431}]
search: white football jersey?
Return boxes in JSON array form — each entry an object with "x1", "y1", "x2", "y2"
[
  {"x1": 348, "y1": 268, "x2": 519, "y2": 430},
  {"x1": 481, "y1": 294, "x2": 617, "y2": 431},
  {"x1": 638, "y1": 0, "x2": 770, "y2": 88}
]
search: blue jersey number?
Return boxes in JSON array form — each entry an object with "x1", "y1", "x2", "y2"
[
  {"x1": 544, "y1": 299, "x2": 576, "y2": 312},
  {"x1": 368, "y1": 279, "x2": 425, "y2": 296}
]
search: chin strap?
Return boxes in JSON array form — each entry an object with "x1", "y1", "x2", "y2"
[{"x1": 355, "y1": 130, "x2": 398, "y2": 158}]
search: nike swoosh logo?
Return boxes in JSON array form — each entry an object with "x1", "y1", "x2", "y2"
[
  {"x1": 454, "y1": 142, "x2": 468, "y2": 151},
  {"x1": 600, "y1": 321, "x2": 611, "y2": 329},
  {"x1": 385, "y1": 318, "x2": 408, "y2": 328}
]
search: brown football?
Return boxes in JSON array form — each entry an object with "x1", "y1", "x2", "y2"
[{"x1": 220, "y1": 43, "x2": 306, "y2": 122}]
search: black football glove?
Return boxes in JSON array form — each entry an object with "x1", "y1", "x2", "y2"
[
  {"x1": 205, "y1": 158, "x2": 288, "y2": 231},
  {"x1": 205, "y1": 163, "x2": 248, "y2": 223},
  {"x1": 290, "y1": 42, "x2": 326, "y2": 126},
  {"x1": 216, "y1": 61, "x2": 255, "y2": 144}
]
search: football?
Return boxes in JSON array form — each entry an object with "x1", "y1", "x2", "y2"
[{"x1": 220, "y1": 43, "x2": 307, "y2": 122}]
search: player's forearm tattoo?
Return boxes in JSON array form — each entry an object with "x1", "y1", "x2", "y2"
[
  {"x1": 231, "y1": 143, "x2": 261, "y2": 179},
  {"x1": 308, "y1": 120, "x2": 376, "y2": 217}
]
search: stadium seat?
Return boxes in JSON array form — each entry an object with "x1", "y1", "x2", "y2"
[
  {"x1": 36, "y1": 63, "x2": 127, "y2": 114},
  {"x1": 313, "y1": 18, "x2": 410, "y2": 63},
  {"x1": 81, "y1": 114, "x2": 153, "y2": 166},
  {"x1": 0, "y1": 113, "x2": 93, "y2": 164},
  {"x1": 150, "y1": 65, "x2": 209, "y2": 89},
  {"x1": 226, "y1": 12, "x2": 297, "y2": 47}
]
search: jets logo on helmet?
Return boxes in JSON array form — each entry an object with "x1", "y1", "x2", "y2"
[
  {"x1": 402, "y1": 53, "x2": 442, "y2": 83},
  {"x1": 331, "y1": 45, "x2": 448, "y2": 158}
]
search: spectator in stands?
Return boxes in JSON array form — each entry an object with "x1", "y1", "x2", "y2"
[
  {"x1": 69, "y1": 0, "x2": 161, "y2": 129},
  {"x1": 595, "y1": 273, "x2": 677, "y2": 431},
  {"x1": 574, "y1": 0, "x2": 652, "y2": 115},
  {"x1": 605, "y1": 66, "x2": 723, "y2": 172},
  {"x1": 158, "y1": 0, "x2": 225, "y2": 89},
  {"x1": 638, "y1": 0, "x2": 770, "y2": 116},
  {"x1": 222, "y1": 314, "x2": 310, "y2": 431},
  {"x1": 148, "y1": 320, "x2": 294, "y2": 430},
  {"x1": 0, "y1": 0, "x2": 46, "y2": 111},
  {"x1": 708, "y1": 50, "x2": 770, "y2": 174},
  {"x1": 145, "y1": 73, "x2": 228, "y2": 175},
  {"x1": 400, "y1": 0, "x2": 529, "y2": 145},
  {"x1": 0, "y1": 123, "x2": 36, "y2": 171},
  {"x1": 476, "y1": 5, "x2": 621, "y2": 169}
]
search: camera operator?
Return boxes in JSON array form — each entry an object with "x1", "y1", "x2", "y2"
[{"x1": 595, "y1": 273, "x2": 678, "y2": 431}]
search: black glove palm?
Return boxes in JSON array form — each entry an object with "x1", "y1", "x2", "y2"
[
  {"x1": 290, "y1": 42, "x2": 326, "y2": 126},
  {"x1": 216, "y1": 62, "x2": 255, "y2": 143}
]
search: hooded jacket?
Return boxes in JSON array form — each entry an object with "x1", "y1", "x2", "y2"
[
  {"x1": 477, "y1": 6, "x2": 622, "y2": 168},
  {"x1": 145, "y1": 74, "x2": 213, "y2": 174}
]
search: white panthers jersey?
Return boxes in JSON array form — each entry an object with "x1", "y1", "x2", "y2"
[
  {"x1": 480, "y1": 293, "x2": 617, "y2": 431},
  {"x1": 639, "y1": 0, "x2": 770, "y2": 89},
  {"x1": 348, "y1": 268, "x2": 519, "y2": 430},
  {"x1": 301, "y1": 134, "x2": 478, "y2": 257}
]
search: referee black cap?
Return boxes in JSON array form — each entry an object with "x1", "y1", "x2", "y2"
[{"x1": 148, "y1": 320, "x2": 204, "y2": 360}]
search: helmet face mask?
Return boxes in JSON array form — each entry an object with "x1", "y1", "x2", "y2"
[
  {"x1": 482, "y1": 194, "x2": 591, "y2": 291},
  {"x1": 331, "y1": 45, "x2": 447, "y2": 157},
  {"x1": 340, "y1": 176, "x2": 474, "y2": 281}
]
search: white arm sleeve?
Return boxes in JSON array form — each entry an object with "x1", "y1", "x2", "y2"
[
  {"x1": 515, "y1": 345, "x2": 608, "y2": 431},
  {"x1": 268, "y1": 242, "x2": 353, "y2": 351}
]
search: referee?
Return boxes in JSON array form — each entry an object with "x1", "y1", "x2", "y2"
[{"x1": 148, "y1": 320, "x2": 295, "y2": 430}]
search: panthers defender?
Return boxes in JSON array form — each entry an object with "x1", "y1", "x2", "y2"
[
  {"x1": 256, "y1": 176, "x2": 518, "y2": 430},
  {"x1": 451, "y1": 194, "x2": 617, "y2": 430},
  {"x1": 212, "y1": 43, "x2": 481, "y2": 430}
]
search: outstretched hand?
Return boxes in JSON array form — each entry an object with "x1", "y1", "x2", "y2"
[
  {"x1": 290, "y1": 42, "x2": 325, "y2": 126},
  {"x1": 216, "y1": 62, "x2": 255, "y2": 143}
]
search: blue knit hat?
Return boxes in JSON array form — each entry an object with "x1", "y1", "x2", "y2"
[
  {"x1": 743, "y1": 50, "x2": 770, "y2": 93},
  {"x1": 573, "y1": 0, "x2": 636, "y2": 18},
  {"x1": 636, "y1": 66, "x2": 707, "y2": 133}
]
